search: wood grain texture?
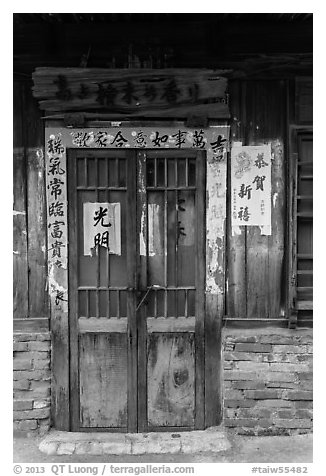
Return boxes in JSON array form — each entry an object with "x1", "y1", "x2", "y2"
[
  {"x1": 226, "y1": 80, "x2": 247, "y2": 317},
  {"x1": 25, "y1": 87, "x2": 48, "y2": 318},
  {"x1": 79, "y1": 333, "x2": 128, "y2": 428},
  {"x1": 126, "y1": 149, "x2": 138, "y2": 432},
  {"x1": 205, "y1": 294, "x2": 223, "y2": 426},
  {"x1": 227, "y1": 80, "x2": 286, "y2": 319},
  {"x1": 147, "y1": 317, "x2": 195, "y2": 332},
  {"x1": 32, "y1": 67, "x2": 229, "y2": 118},
  {"x1": 195, "y1": 150, "x2": 206, "y2": 429},
  {"x1": 13, "y1": 318, "x2": 49, "y2": 333},
  {"x1": 13, "y1": 82, "x2": 28, "y2": 320},
  {"x1": 295, "y1": 77, "x2": 313, "y2": 124},
  {"x1": 268, "y1": 140, "x2": 285, "y2": 317},
  {"x1": 147, "y1": 333, "x2": 195, "y2": 428},
  {"x1": 246, "y1": 81, "x2": 286, "y2": 319},
  {"x1": 137, "y1": 150, "x2": 148, "y2": 432}
]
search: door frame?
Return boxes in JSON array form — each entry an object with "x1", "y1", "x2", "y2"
[{"x1": 44, "y1": 121, "x2": 230, "y2": 431}]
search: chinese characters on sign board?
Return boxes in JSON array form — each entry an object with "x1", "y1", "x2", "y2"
[
  {"x1": 33, "y1": 69, "x2": 230, "y2": 117},
  {"x1": 83, "y1": 203, "x2": 121, "y2": 256},
  {"x1": 46, "y1": 133, "x2": 68, "y2": 311},
  {"x1": 231, "y1": 144, "x2": 272, "y2": 234},
  {"x1": 69, "y1": 128, "x2": 228, "y2": 159}
]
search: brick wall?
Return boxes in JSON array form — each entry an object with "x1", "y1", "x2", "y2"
[
  {"x1": 13, "y1": 332, "x2": 51, "y2": 437},
  {"x1": 223, "y1": 327, "x2": 313, "y2": 436}
]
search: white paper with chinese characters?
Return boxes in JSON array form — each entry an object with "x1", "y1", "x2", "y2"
[
  {"x1": 83, "y1": 202, "x2": 121, "y2": 256},
  {"x1": 231, "y1": 144, "x2": 271, "y2": 234}
]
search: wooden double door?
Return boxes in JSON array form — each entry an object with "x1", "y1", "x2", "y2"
[{"x1": 68, "y1": 148, "x2": 206, "y2": 432}]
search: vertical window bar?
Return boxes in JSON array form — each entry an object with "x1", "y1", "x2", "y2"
[
  {"x1": 95, "y1": 157, "x2": 100, "y2": 318},
  {"x1": 186, "y1": 158, "x2": 189, "y2": 187},
  {"x1": 106, "y1": 159, "x2": 110, "y2": 318},
  {"x1": 117, "y1": 290, "x2": 120, "y2": 319},
  {"x1": 154, "y1": 290, "x2": 158, "y2": 318},
  {"x1": 154, "y1": 158, "x2": 157, "y2": 188},
  {"x1": 116, "y1": 157, "x2": 119, "y2": 188},
  {"x1": 175, "y1": 158, "x2": 178, "y2": 188},
  {"x1": 107, "y1": 290, "x2": 111, "y2": 319},
  {"x1": 84, "y1": 157, "x2": 88, "y2": 187},
  {"x1": 86, "y1": 289, "x2": 90, "y2": 318},
  {"x1": 185, "y1": 289, "x2": 188, "y2": 318}
]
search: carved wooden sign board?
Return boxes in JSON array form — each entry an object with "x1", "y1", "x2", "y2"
[{"x1": 32, "y1": 68, "x2": 230, "y2": 118}]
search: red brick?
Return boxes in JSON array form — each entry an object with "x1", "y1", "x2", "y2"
[
  {"x1": 224, "y1": 371, "x2": 257, "y2": 381},
  {"x1": 14, "y1": 420, "x2": 38, "y2": 430},
  {"x1": 33, "y1": 400, "x2": 50, "y2": 409},
  {"x1": 13, "y1": 380, "x2": 30, "y2": 390},
  {"x1": 13, "y1": 408, "x2": 50, "y2": 421},
  {"x1": 273, "y1": 345, "x2": 307, "y2": 354},
  {"x1": 14, "y1": 390, "x2": 33, "y2": 399},
  {"x1": 223, "y1": 362, "x2": 234, "y2": 370},
  {"x1": 297, "y1": 372, "x2": 313, "y2": 380},
  {"x1": 13, "y1": 400, "x2": 34, "y2": 411},
  {"x1": 294, "y1": 400, "x2": 313, "y2": 409},
  {"x1": 255, "y1": 399, "x2": 294, "y2": 408},
  {"x1": 296, "y1": 354, "x2": 313, "y2": 362},
  {"x1": 13, "y1": 359, "x2": 33, "y2": 371},
  {"x1": 237, "y1": 408, "x2": 273, "y2": 419},
  {"x1": 295, "y1": 409, "x2": 313, "y2": 419},
  {"x1": 224, "y1": 399, "x2": 256, "y2": 408},
  {"x1": 29, "y1": 381, "x2": 51, "y2": 398},
  {"x1": 224, "y1": 389, "x2": 244, "y2": 399},
  {"x1": 258, "y1": 371, "x2": 297, "y2": 383},
  {"x1": 235, "y1": 343, "x2": 272, "y2": 353},
  {"x1": 265, "y1": 382, "x2": 297, "y2": 389},
  {"x1": 224, "y1": 352, "x2": 262, "y2": 362},
  {"x1": 236, "y1": 428, "x2": 256, "y2": 436},
  {"x1": 269, "y1": 363, "x2": 309, "y2": 372},
  {"x1": 243, "y1": 390, "x2": 281, "y2": 399},
  {"x1": 259, "y1": 336, "x2": 296, "y2": 345},
  {"x1": 13, "y1": 342, "x2": 29, "y2": 352},
  {"x1": 28, "y1": 342, "x2": 50, "y2": 352},
  {"x1": 284, "y1": 390, "x2": 313, "y2": 401},
  {"x1": 33, "y1": 360, "x2": 50, "y2": 370},
  {"x1": 276, "y1": 410, "x2": 295, "y2": 419},
  {"x1": 15, "y1": 351, "x2": 50, "y2": 360},
  {"x1": 14, "y1": 334, "x2": 38, "y2": 342},
  {"x1": 13, "y1": 370, "x2": 51, "y2": 381},
  {"x1": 273, "y1": 419, "x2": 312, "y2": 429},
  {"x1": 225, "y1": 418, "x2": 260, "y2": 428},
  {"x1": 235, "y1": 361, "x2": 268, "y2": 371},
  {"x1": 232, "y1": 381, "x2": 265, "y2": 390},
  {"x1": 36, "y1": 333, "x2": 51, "y2": 341},
  {"x1": 234, "y1": 336, "x2": 257, "y2": 343}
]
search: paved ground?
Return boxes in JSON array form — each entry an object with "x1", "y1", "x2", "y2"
[{"x1": 13, "y1": 432, "x2": 313, "y2": 463}]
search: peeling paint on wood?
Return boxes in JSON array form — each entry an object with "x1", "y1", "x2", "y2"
[{"x1": 206, "y1": 160, "x2": 227, "y2": 294}]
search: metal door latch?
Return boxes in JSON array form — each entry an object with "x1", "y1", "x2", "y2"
[{"x1": 136, "y1": 285, "x2": 163, "y2": 311}]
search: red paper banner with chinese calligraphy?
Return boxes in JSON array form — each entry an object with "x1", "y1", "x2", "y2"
[{"x1": 231, "y1": 144, "x2": 272, "y2": 234}]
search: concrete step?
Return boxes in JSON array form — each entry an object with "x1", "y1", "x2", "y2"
[{"x1": 39, "y1": 427, "x2": 231, "y2": 455}]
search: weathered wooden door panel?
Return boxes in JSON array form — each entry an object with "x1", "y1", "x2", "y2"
[
  {"x1": 147, "y1": 333, "x2": 195, "y2": 427},
  {"x1": 69, "y1": 148, "x2": 205, "y2": 432},
  {"x1": 79, "y1": 333, "x2": 128, "y2": 428}
]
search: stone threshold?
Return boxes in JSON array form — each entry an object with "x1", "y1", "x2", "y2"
[{"x1": 39, "y1": 427, "x2": 231, "y2": 455}]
